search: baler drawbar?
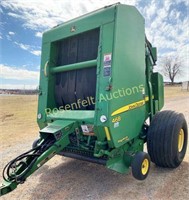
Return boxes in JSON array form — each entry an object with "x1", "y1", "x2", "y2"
[{"x1": 0, "y1": 120, "x2": 75, "y2": 196}]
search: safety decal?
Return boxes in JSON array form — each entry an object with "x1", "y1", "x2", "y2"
[{"x1": 103, "y1": 53, "x2": 112, "y2": 77}]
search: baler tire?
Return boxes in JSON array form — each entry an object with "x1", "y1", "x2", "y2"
[
  {"x1": 147, "y1": 110, "x2": 188, "y2": 168},
  {"x1": 131, "y1": 152, "x2": 151, "y2": 180}
]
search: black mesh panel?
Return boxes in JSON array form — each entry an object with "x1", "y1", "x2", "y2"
[{"x1": 55, "y1": 28, "x2": 99, "y2": 110}]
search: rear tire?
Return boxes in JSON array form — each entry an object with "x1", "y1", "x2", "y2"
[
  {"x1": 147, "y1": 110, "x2": 188, "y2": 168},
  {"x1": 131, "y1": 152, "x2": 151, "y2": 180}
]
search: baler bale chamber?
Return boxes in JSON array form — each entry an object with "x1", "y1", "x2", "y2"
[{"x1": 0, "y1": 3, "x2": 188, "y2": 196}]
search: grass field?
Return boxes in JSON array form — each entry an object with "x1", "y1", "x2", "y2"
[
  {"x1": 0, "y1": 95, "x2": 38, "y2": 151},
  {"x1": 164, "y1": 85, "x2": 188, "y2": 98}
]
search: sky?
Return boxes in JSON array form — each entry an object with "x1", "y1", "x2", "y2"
[{"x1": 0, "y1": 0, "x2": 188, "y2": 89}]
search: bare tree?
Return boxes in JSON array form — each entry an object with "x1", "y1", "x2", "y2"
[{"x1": 161, "y1": 56, "x2": 182, "y2": 84}]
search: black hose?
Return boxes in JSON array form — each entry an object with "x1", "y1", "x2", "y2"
[
  {"x1": 2, "y1": 147, "x2": 40, "y2": 182},
  {"x1": 2, "y1": 136, "x2": 56, "y2": 183}
]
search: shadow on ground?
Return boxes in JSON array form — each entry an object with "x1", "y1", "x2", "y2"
[{"x1": 28, "y1": 157, "x2": 189, "y2": 200}]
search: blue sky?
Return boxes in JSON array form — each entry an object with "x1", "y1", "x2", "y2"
[{"x1": 0, "y1": 0, "x2": 188, "y2": 89}]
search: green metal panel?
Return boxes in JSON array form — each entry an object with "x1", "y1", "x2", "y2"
[
  {"x1": 51, "y1": 59, "x2": 97, "y2": 73},
  {"x1": 37, "y1": 42, "x2": 51, "y2": 129},
  {"x1": 151, "y1": 72, "x2": 164, "y2": 111},
  {"x1": 43, "y1": 6, "x2": 116, "y2": 43},
  {"x1": 95, "y1": 21, "x2": 115, "y2": 145},
  {"x1": 104, "y1": 5, "x2": 146, "y2": 148},
  {"x1": 47, "y1": 110, "x2": 95, "y2": 123}
]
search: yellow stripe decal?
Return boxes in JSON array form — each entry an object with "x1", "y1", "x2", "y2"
[
  {"x1": 111, "y1": 100, "x2": 145, "y2": 116},
  {"x1": 104, "y1": 127, "x2": 111, "y2": 141},
  {"x1": 118, "y1": 136, "x2": 129, "y2": 143}
]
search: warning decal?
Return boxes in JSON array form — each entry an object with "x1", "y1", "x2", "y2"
[{"x1": 103, "y1": 53, "x2": 112, "y2": 77}]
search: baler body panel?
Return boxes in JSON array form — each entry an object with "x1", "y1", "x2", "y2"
[
  {"x1": 105, "y1": 5, "x2": 146, "y2": 148},
  {"x1": 151, "y1": 72, "x2": 164, "y2": 111}
]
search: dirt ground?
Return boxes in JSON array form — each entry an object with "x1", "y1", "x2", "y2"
[{"x1": 0, "y1": 86, "x2": 189, "y2": 200}]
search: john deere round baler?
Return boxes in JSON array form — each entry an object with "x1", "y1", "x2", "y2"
[{"x1": 0, "y1": 3, "x2": 188, "y2": 196}]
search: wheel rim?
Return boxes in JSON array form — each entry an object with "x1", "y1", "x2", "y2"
[
  {"x1": 141, "y1": 158, "x2": 149, "y2": 175},
  {"x1": 178, "y1": 129, "x2": 184, "y2": 152}
]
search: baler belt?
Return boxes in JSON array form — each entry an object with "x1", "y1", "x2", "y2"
[{"x1": 55, "y1": 28, "x2": 99, "y2": 110}]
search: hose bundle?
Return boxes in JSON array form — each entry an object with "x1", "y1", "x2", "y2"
[{"x1": 2, "y1": 136, "x2": 56, "y2": 183}]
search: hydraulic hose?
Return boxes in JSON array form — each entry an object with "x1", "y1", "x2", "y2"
[{"x1": 2, "y1": 136, "x2": 56, "y2": 184}]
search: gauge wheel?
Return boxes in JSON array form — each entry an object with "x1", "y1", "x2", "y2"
[{"x1": 131, "y1": 152, "x2": 151, "y2": 180}]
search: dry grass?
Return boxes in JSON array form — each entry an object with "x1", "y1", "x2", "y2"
[
  {"x1": 0, "y1": 95, "x2": 38, "y2": 151},
  {"x1": 164, "y1": 85, "x2": 189, "y2": 99}
]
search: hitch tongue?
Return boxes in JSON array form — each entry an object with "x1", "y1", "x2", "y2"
[
  {"x1": 0, "y1": 120, "x2": 75, "y2": 197},
  {"x1": 0, "y1": 181, "x2": 17, "y2": 196}
]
